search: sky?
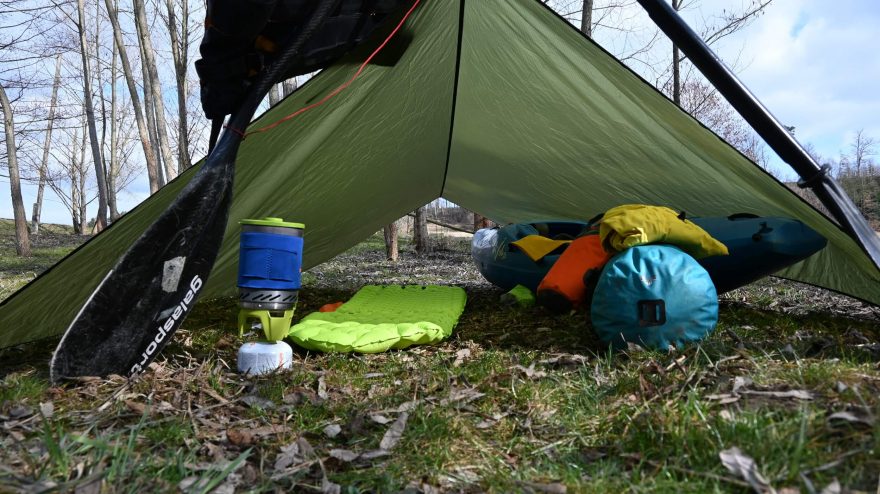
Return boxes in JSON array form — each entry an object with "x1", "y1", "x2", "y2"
[
  {"x1": 720, "y1": 0, "x2": 880, "y2": 174},
  {"x1": 2, "y1": 0, "x2": 879, "y2": 225}
]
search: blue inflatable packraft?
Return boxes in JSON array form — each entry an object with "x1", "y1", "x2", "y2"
[{"x1": 591, "y1": 245, "x2": 718, "y2": 350}]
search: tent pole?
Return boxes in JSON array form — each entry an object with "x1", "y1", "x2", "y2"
[{"x1": 635, "y1": 0, "x2": 880, "y2": 270}]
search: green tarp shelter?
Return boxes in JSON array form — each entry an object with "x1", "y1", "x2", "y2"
[{"x1": 2, "y1": 0, "x2": 878, "y2": 349}]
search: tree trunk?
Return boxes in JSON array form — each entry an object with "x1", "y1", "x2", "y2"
[
  {"x1": 0, "y1": 83, "x2": 32, "y2": 256},
  {"x1": 282, "y1": 78, "x2": 297, "y2": 97},
  {"x1": 672, "y1": 0, "x2": 681, "y2": 105},
  {"x1": 383, "y1": 221, "x2": 398, "y2": 261},
  {"x1": 93, "y1": 9, "x2": 118, "y2": 221},
  {"x1": 133, "y1": 0, "x2": 176, "y2": 182},
  {"x1": 164, "y1": 0, "x2": 191, "y2": 171},
  {"x1": 31, "y1": 55, "x2": 62, "y2": 235},
  {"x1": 95, "y1": 5, "x2": 108, "y2": 186},
  {"x1": 104, "y1": 0, "x2": 162, "y2": 193},
  {"x1": 71, "y1": 173, "x2": 81, "y2": 234},
  {"x1": 78, "y1": 126, "x2": 88, "y2": 234},
  {"x1": 132, "y1": 1, "x2": 172, "y2": 186},
  {"x1": 68, "y1": 125, "x2": 83, "y2": 234},
  {"x1": 268, "y1": 84, "x2": 281, "y2": 106},
  {"x1": 138, "y1": 37, "x2": 165, "y2": 186},
  {"x1": 414, "y1": 206, "x2": 429, "y2": 254},
  {"x1": 108, "y1": 35, "x2": 120, "y2": 220},
  {"x1": 580, "y1": 0, "x2": 593, "y2": 37},
  {"x1": 76, "y1": 0, "x2": 109, "y2": 232}
]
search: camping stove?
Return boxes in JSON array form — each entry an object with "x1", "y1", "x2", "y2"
[{"x1": 236, "y1": 217, "x2": 304, "y2": 344}]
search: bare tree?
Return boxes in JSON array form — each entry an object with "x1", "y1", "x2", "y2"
[
  {"x1": 133, "y1": 0, "x2": 176, "y2": 182},
  {"x1": 107, "y1": 34, "x2": 120, "y2": 220},
  {"x1": 282, "y1": 78, "x2": 297, "y2": 97},
  {"x1": 75, "y1": 0, "x2": 109, "y2": 231},
  {"x1": 138, "y1": 34, "x2": 165, "y2": 185},
  {"x1": 31, "y1": 54, "x2": 62, "y2": 234},
  {"x1": 413, "y1": 206, "x2": 429, "y2": 254},
  {"x1": 163, "y1": 0, "x2": 192, "y2": 171},
  {"x1": 91, "y1": 7, "x2": 119, "y2": 223},
  {"x1": 671, "y1": 0, "x2": 682, "y2": 104},
  {"x1": 0, "y1": 82, "x2": 31, "y2": 255},
  {"x1": 546, "y1": 0, "x2": 662, "y2": 63},
  {"x1": 838, "y1": 130, "x2": 878, "y2": 213},
  {"x1": 76, "y1": 121, "x2": 88, "y2": 233},
  {"x1": 549, "y1": 0, "x2": 772, "y2": 129},
  {"x1": 849, "y1": 130, "x2": 876, "y2": 177},
  {"x1": 667, "y1": 0, "x2": 772, "y2": 105},
  {"x1": 268, "y1": 84, "x2": 282, "y2": 107},
  {"x1": 45, "y1": 119, "x2": 91, "y2": 234},
  {"x1": 383, "y1": 221, "x2": 398, "y2": 261},
  {"x1": 103, "y1": 0, "x2": 162, "y2": 193},
  {"x1": 580, "y1": 0, "x2": 594, "y2": 37}
]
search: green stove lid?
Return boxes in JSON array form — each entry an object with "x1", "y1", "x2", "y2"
[{"x1": 240, "y1": 217, "x2": 305, "y2": 229}]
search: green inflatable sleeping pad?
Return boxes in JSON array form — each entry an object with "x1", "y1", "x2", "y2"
[{"x1": 289, "y1": 285, "x2": 468, "y2": 353}]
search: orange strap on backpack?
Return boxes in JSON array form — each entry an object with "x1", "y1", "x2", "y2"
[{"x1": 537, "y1": 234, "x2": 610, "y2": 313}]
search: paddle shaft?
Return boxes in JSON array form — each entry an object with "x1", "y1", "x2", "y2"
[{"x1": 636, "y1": 0, "x2": 880, "y2": 270}]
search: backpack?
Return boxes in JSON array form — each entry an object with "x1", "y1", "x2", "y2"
[{"x1": 195, "y1": 0, "x2": 410, "y2": 120}]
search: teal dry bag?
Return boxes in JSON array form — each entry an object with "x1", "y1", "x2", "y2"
[{"x1": 590, "y1": 245, "x2": 718, "y2": 350}]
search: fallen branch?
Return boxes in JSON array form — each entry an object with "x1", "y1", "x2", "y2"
[{"x1": 405, "y1": 214, "x2": 474, "y2": 235}]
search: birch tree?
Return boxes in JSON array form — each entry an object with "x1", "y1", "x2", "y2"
[
  {"x1": 163, "y1": 0, "x2": 191, "y2": 170},
  {"x1": 75, "y1": 0, "x2": 109, "y2": 231},
  {"x1": 283, "y1": 78, "x2": 297, "y2": 97},
  {"x1": 138, "y1": 35, "x2": 165, "y2": 185},
  {"x1": 133, "y1": 0, "x2": 176, "y2": 182},
  {"x1": 103, "y1": 0, "x2": 162, "y2": 192},
  {"x1": 31, "y1": 54, "x2": 62, "y2": 234},
  {"x1": 75, "y1": 122, "x2": 88, "y2": 233},
  {"x1": 107, "y1": 36, "x2": 120, "y2": 220},
  {"x1": 268, "y1": 84, "x2": 282, "y2": 107},
  {"x1": 0, "y1": 82, "x2": 31, "y2": 255}
]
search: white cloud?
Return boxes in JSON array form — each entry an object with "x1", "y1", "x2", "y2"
[
  {"x1": 590, "y1": 0, "x2": 880, "y2": 170},
  {"x1": 729, "y1": 0, "x2": 880, "y2": 160}
]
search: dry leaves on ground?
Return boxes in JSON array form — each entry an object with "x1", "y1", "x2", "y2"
[{"x1": 719, "y1": 447, "x2": 774, "y2": 494}]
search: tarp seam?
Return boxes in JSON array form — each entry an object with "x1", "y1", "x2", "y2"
[{"x1": 438, "y1": 0, "x2": 466, "y2": 198}]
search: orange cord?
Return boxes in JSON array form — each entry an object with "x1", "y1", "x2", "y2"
[{"x1": 243, "y1": 0, "x2": 422, "y2": 137}]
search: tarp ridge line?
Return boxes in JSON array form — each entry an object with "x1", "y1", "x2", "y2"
[{"x1": 438, "y1": 0, "x2": 467, "y2": 199}]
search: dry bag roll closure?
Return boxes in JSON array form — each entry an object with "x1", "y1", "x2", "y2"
[{"x1": 590, "y1": 245, "x2": 718, "y2": 350}]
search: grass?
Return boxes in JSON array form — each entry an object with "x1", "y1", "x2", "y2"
[
  {"x1": 0, "y1": 219, "x2": 86, "y2": 300},
  {"x1": 0, "y1": 228, "x2": 878, "y2": 492}
]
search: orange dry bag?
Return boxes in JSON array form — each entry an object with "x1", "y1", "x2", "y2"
[{"x1": 537, "y1": 234, "x2": 611, "y2": 313}]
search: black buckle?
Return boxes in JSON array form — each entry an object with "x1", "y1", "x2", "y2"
[
  {"x1": 637, "y1": 299, "x2": 666, "y2": 327},
  {"x1": 797, "y1": 163, "x2": 831, "y2": 189}
]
